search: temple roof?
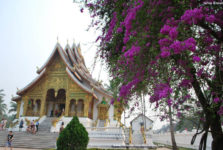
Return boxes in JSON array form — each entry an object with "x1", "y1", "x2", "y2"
[{"x1": 16, "y1": 42, "x2": 112, "y2": 99}]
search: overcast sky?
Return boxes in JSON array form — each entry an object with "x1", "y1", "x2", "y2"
[
  {"x1": 0, "y1": 0, "x2": 105, "y2": 104},
  {"x1": 0, "y1": 0, "x2": 165, "y2": 129}
]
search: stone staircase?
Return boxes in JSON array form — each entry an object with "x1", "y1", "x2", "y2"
[
  {"x1": 38, "y1": 117, "x2": 53, "y2": 132},
  {"x1": 98, "y1": 120, "x2": 105, "y2": 127},
  {"x1": 0, "y1": 131, "x2": 58, "y2": 149},
  {"x1": 123, "y1": 128, "x2": 130, "y2": 145}
]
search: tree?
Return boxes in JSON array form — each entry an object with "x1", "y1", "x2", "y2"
[
  {"x1": 9, "y1": 101, "x2": 17, "y2": 114},
  {"x1": 77, "y1": 0, "x2": 223, "y2": 149},
  {"x1": 0, "y1": 89, "x2": 7, "y2": 117},
  {"x1": 56, "y1": 116, "x2": 89, "y2": 150}
]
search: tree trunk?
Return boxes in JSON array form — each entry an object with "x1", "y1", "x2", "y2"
[
  {"x1": 168, "y1": 105, "x2": 178, "y2": 150},
  {"x1": 208, "y1": 111, "x2": 223, "y2": 150}
]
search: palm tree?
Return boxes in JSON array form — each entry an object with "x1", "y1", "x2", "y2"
[
  {"x1": 0, "y1": 89, "x2": 7, "y2": 117},
  {"x1": 9, "y1": 101, "x2": 17, "y2": 114}
]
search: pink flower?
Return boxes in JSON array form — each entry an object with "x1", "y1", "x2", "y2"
[
  {"x1": 80, "y1": 8, "x2": 84, "y2": 13},
  {"x1": 159, "y1": 38, "x2": 172, "y2": 48},
  {"x1": 170, "y1": 41, "x2": 183, "y2": 54},
  {"x1": 117, "y1": 27, "x2": 123, "y2": 33},
  {"x1": 160, "y1": 25, "x2": 171, "y2": 35},
  {"x1": 197, "y1": 68, "x2": 204, "y2": 77},
  {"x1": 217, "y1": 106, "x2": 223, "y2": 115},
  {"x1": 205, "y1": 15, "x2": 215, "y2": 23},
  {"x1": 110, "y1": 98, "x2": 115, "y2": 104},
  {"x1": 160, "y1": 47, "x2": 171, "y2": 58},
  {"x1": 184, "y1": 37, "x2": 196, "y2": 52},
  {"x1": 105, "y1": 12, "x2": 117, "y2": 41},
  {"x1": 193, "y1": 56, "x2": 201, "y2": 62},
  {"x1": 181, "y1": 7, "x2": 204, "y2": 25},
  {"x1": 213, "y1": 97, "x2": 220, "y2": 103},
  {"x1": 167, "y1": 99, "x2": 172, "y2": 106},
  {"x1": 146, "y1": 42, "x2": 150, "y2": 47},
  {"x1": 179, "y1": 79, "x2": 191, "y2": 88},
  {"x1": 124, "y1": 45, "x2": 141, "y2": 58},
  {"x1": 169, "y1": 27, "x2": 178, "y2": 40}
]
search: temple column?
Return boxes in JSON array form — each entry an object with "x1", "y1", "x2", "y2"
[
  {"x1": 33, "y1": 99, "x2": 37, "y2": 116},
  {"x1": 84, "y1": 95, "x2": 91, "y2": 118},
  {"x1": 65, "y1": 99, "x2": 70, "y2": 116},
  {"x1": 40, "y1": 90, "x2": 47, "y2": 117},
  {"x1": 16, "y1": 101, "x2": 21, "y2": 118},
  {"x1": 23, "y1": 96, "x2": 29, "y2": 116},
  {"x1": 65, "y1": 90, "x2": 70, "y2": 116}
]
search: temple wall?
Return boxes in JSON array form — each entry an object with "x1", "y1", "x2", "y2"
[
  {"x1": 19, "y1": 100, "x2": 24, "y2": 117},
  {"x1": 18, "y1": 52, "x2": 100, "y2": 119}
]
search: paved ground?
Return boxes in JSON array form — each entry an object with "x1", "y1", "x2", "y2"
[
  {"x1": 1, "y1": 147, "x2": 170, "y2": 150},
  {"x1": 0, "y1": 148, "x2": 41, "y2": 150}
]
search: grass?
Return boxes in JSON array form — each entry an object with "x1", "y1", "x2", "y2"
[{"x1": 154, "y1": 142, "x2": 195, "y2": 150}]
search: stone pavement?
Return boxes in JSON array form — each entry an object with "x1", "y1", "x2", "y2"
[
  {"x1": 0, "y1": 148, "x2": 170, "y2": 150},
  {"x1": 0, "y1": 148, "x2": 41, "y2": 150}
]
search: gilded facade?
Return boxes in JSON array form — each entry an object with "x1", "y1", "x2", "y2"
[{"x1": 12, "y1": 43, "x2": 122, "y2": 122}]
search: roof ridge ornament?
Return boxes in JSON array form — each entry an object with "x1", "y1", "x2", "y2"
[{"x1": 57, "y1": 36, "x2": 59, "y2": 43}]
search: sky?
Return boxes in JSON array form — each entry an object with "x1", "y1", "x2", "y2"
[{"x1": 0, "y1": 0, "x2": 165, "y2": 129}]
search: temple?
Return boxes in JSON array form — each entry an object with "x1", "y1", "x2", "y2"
[
  {"x1": 12, "y1": 42, "x2": 123, "y2": 128},
  {"x1": 10, "y1": 42, "x2": 156, "y2": 148}
]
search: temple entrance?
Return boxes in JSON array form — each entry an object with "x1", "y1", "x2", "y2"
[
  {"x1": 45, "y1": 88, "x2": 66, "y2": 117},
  {"x1": 59, "y1": 104, "x2": 65, "y2": 111}
]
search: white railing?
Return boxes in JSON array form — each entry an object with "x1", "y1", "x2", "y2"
[{"x1": 152, "y1": 132, "x2": 212, "y2": 150}]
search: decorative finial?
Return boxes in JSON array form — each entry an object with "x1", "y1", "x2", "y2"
[
  {"x1": 16, "y1": 87, "x2": 19, "y2": 91},
  {"x1": 57, "y1": 36, "x2": 59, "y2": 43},
  {"x1": 73, "y1": 38, "x2": 75, "y2": 44},
  {"x1": 67, "y1": 39, "x2": 69, "y2": 45}
]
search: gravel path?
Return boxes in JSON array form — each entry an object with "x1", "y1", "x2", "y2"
[{"x1": 0, "y1": 148, "x2": 41, "y2": 150}]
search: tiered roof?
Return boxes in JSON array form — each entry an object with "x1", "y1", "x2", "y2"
[{"x1": 14, "y1": 42, "x2": 112, "y2": 101}]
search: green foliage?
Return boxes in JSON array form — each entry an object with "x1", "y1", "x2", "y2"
[
  {"x1": 9, "y1": 101, "x2": 17, "y2": 114},
  {"x1": 57, "y1": 116, "x2": 89, "y2": 150},
  {"x1": 0, "y1": 89, "x2": 7, "y2": 117},
  {"x1": 176, "y1": 115, "x2": 201, "y2": 132}
]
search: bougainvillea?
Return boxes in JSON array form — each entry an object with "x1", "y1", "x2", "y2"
[{"x1": 76, "y1": 0, "x2": 223, "y2": 149}]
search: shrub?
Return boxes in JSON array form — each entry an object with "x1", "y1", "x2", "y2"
[{"x1": 57, "y1": 116, "x2": 89, "y2": 150}]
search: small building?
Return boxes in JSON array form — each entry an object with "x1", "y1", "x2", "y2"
[{"x1": 130, "y1": 114, "x2": 153, "y2": 132}]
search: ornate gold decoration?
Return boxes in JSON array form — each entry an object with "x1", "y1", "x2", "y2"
[
  {"x1": 129, "y1": 126, "x2": 132, "y2": 144},
  {"x1": 23, "y1": 96, "x2": 29, "y2": 116},
  {"x1": 104, "y1": 119, "x2": 110, "y2": 127},
  {"x1": 25, "y1": 118, "x2": 30, "y2": 126},
  {"x1": 16, "y1": 101, "x2": 21, "y2": 118},
  {"x1": 141, "y1": 125, "x2": 147, "y2": 144},
  {"x1": 16, "y1": 49, "x2": 97, "y2": 118},
  {"x1": 10, "y1": 120, "x2": 19, "y2": 128},
  {"x1": 52, "y1": 115, "x2": 63, "y2": 127},
  {"x1": 97, "y1": 103, "x2": 109, "y2": 120}
]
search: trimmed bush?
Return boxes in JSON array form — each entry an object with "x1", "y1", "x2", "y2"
[{"x1": 57, "y1": 116, "x2": 89, "y2": 150}]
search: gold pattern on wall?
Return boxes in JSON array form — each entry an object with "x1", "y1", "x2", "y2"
[
  {"x1": 16, "y1": 101, "x2": 21, "y2": 118},
  {"x1": 97, "y1": 103, "x2": 109, "y2": 120},
  {"x1": 114, "y1": 101, "x2": 124, "y2": 121},
  {"x1": 17, "y1": 50, "x2": 95, "y2": 118},
  {"x1": 23, "y1": 96, "x2": 29, "y2": 116}
]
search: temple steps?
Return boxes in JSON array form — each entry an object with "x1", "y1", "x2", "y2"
[
  {"x1": 98, "y1": 120, "x2": 105, "y2": 127},
  {"x1": 0, "y1": 131, "x2": 58, "y2": 149},
  {"x1": 123, "y1": 128, "x2": 130, "y2": 144},
  {"x1": 38, "y1": 117, "x2": 53, "y2": 132}
]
